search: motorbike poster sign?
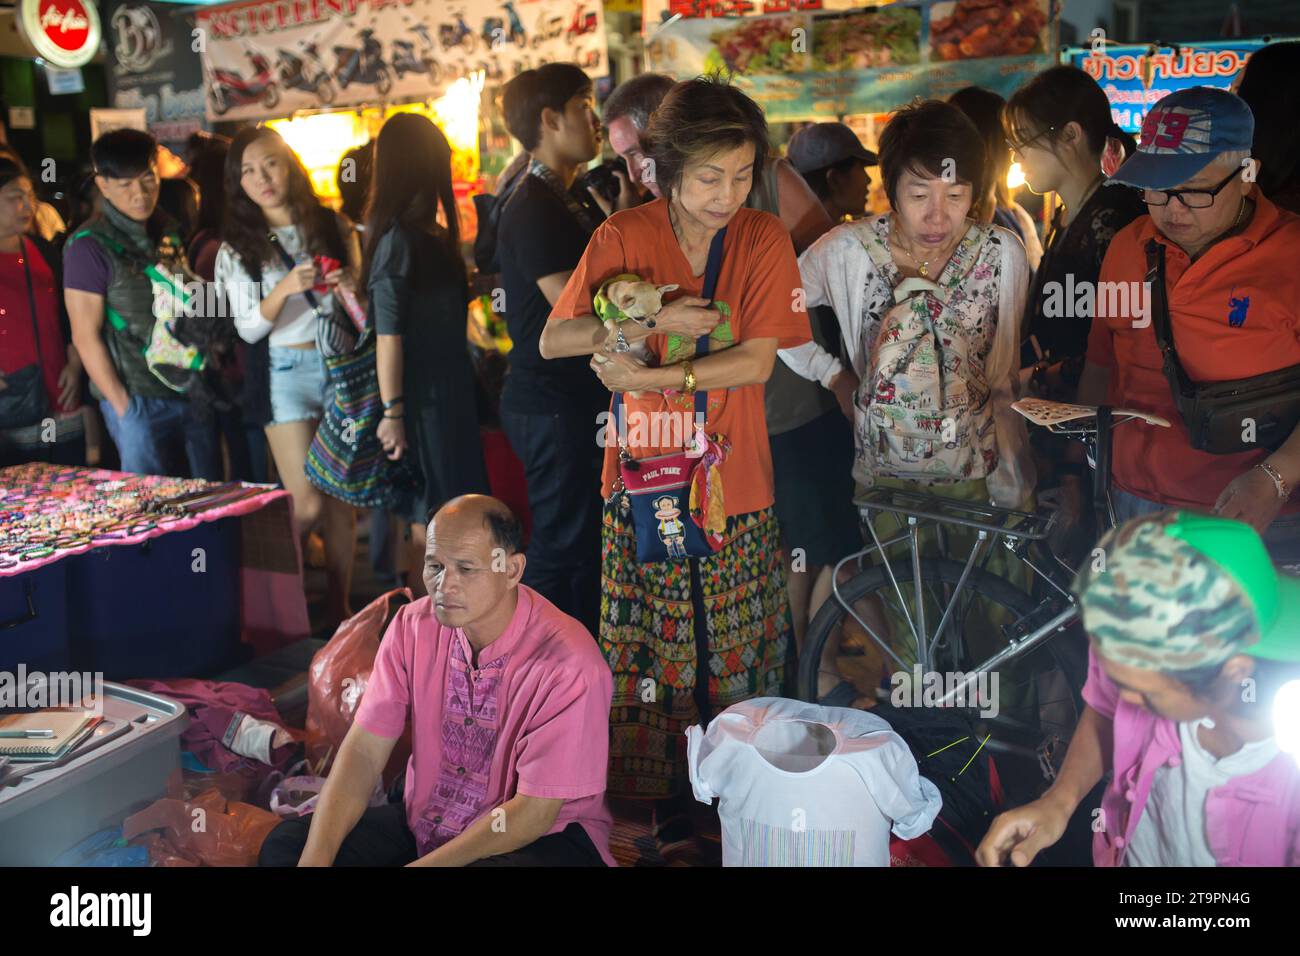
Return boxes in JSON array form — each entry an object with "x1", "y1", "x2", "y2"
[{"x1": 195, "y1": 0, "x2": 610, "y2": 122}]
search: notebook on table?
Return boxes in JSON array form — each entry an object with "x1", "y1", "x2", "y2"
[{"x1": 0, "y1": 710, "x2": 99, "y2": 762}]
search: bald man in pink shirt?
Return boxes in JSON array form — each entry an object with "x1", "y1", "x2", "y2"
[{"x1": 260, "y1": 495, "x2": 615, "y2": 867}]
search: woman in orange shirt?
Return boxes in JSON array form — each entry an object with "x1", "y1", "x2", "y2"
[{"x1": 541, "y1": 78, "x2": 811, "y2": 846}]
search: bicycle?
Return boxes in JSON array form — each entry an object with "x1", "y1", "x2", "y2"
[{"x1": 796, "y1": 398, "x2": 1170, "y2": 781}]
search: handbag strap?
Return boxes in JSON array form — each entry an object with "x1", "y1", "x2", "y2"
[
  {"x1": 613, "y1": 225, "x2": 727, "y2": 440},
  {"x1": 1144, "y1": 239, "x2": 1197, "y2": 401},
  {"x1": 19, "y1": 237, "x2": 46, "y2": 377}
]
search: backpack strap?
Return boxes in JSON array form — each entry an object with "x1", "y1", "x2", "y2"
[
  {"x1": 71, "y1": 228, "x2": 188, "y2": 332},
  {"x1": 856, "y1": 218, "x2": 895, "y2": 278}
]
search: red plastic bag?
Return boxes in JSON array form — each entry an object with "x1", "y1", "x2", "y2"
[
  {"x1": 305, "y1": 588, "x2": 413, "y2": 782},
  {"x1": 123, "y1": 788, "x2": 282, "y2": 867},
  {"x1": 889, "y1": 833, "x2": 956, "y2": 867}
]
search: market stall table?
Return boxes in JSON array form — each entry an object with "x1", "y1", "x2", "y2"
[{"x1": 0, "y1": 463, "x2": 309, "y2": 681}]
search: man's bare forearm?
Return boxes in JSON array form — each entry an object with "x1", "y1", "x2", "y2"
[
  {"x1": 298, "y1": 734, "x2": 391, "y2": 866},
  {"x1": 1263, "y1": 419, "x2": 1300, "y2": 489},
  {"x1": 72, "y1": 332, "x2": 126, "y2": 408},
  {"x1": 408, "y1": 793, "x2": 562, "y2": 867},
  {"x1": 1040, "y1": 705, "x2": 1111, "y2": 815}
]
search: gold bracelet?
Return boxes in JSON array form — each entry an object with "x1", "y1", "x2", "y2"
[
  {"x1": 1257, "y1": 461, "x2": 1292, "y2": 500},
  {"x1": 682, "y1": 360, "x2": 697, "y2": 396}
]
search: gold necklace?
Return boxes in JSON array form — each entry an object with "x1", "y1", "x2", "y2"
[{"x1": 893, "y1": 218, "x2": 960, "y2": 278}]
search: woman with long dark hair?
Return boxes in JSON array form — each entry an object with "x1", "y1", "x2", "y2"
[
  {"x1": 948, "y1": 85, "x2": 1044, "y2": 271},
  {"x1": 185, "y1": 133, "x2": 230, "y2": 281},
  {"x1": 1004, "y1": 65, "x2": 1146, "y2": 393},
  {"x1": 214, "y1": 126, "x2": 359, "y2": 626},
  {"x1": 365, "y1": 113, "x2": 489, "y2": 585}
]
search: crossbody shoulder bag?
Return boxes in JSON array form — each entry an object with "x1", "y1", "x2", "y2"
[
  {"x1": 612, "y1": 226, "x2": 729, "y2": 563},
  {"x1": 1145, "y1": 238, "x2": 1300, "y2": 453}
]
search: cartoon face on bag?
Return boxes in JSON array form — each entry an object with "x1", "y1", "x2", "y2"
[{"x1": 653, "y1": 496, "x2": 682, "y2": 523}]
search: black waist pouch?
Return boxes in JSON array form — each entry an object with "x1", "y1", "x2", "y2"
[{"x1": 1146, "y1": 239, "x2": 1300, "y2": 454}]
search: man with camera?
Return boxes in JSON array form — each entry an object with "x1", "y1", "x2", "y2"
[
  {"x1": 496, "y1": 64, "x2": 612, "y2": 635},
  {"x1": 1079, "y1": 88, "x2": 1300, "y2": 564}
]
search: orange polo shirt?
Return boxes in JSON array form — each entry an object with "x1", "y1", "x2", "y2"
[
  {"x1": 1085, "y1": 193, "x2": 1300, "y2": 513},
  {"x1": 549, "y1": 200, "x2": 811, "y2": 517}
]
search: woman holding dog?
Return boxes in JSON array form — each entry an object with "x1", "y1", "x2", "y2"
[{"x1": 540, "y1": 78, "x2": 811, "y2": 855}]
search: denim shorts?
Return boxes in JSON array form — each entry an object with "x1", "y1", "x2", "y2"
[{"x1": 268, "y1": 345, "x2": 327, "y2": 425}]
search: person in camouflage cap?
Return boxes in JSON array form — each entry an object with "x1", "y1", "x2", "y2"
[
  {"x1": 1074, "y1": 510, "x2": 1298, "y2": 674},
  {"x1": 977, "y1": 511, "x2": 1300, "y2": 867}
]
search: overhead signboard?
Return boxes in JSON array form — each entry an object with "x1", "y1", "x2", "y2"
[{"x1": 18, "y1": 0, "x2": 104, "y2": 69}]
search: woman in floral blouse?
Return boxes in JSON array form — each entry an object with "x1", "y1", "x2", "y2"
[{"x1": 781, "y1": 99, "x2": 1035, "y2": 701}]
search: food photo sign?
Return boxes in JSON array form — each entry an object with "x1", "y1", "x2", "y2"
[{"x1": 645, "y1": 0, "x2": 1055, "y2": 120}]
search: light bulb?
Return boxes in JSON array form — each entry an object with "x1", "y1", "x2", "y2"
[{"x1": 1273, "y1": 679, "x2": 1300, "y2": 761}]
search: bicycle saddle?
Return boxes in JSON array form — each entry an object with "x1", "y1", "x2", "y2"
[{"x1": 1012, "y1": 398, "x2": 1171, "y2": 429}]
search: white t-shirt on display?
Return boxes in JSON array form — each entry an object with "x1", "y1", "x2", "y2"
[
  {"x1": 1125, "y1": 717, "x2": 1279, "y2": 867},
  {"x1": 686, "y1": 697, "x2": 942, "y2": 867}
]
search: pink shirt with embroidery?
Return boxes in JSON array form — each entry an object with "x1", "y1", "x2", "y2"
[
  {"x1": 1082, "y1": 647, "x2": 1300, "y2": 867},
  {"x1": 355, "y1": 585, "x2": 616, "y2": 865}
]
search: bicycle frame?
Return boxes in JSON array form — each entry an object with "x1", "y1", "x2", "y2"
[
  {"x1": 824, "y1": 408, "x2": 1150, "y2": 710},
  {"x1": 828, "y1": 486, "x2": 1077, "y2": 708}
]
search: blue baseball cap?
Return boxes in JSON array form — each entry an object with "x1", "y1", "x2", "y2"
[{"x1": 1106, "y1": 86, "x2": 1255, "y2": 191}]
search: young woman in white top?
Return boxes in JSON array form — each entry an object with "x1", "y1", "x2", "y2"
[{"x1": 213, "y1": 127, "x2": 361, "y2": 626}]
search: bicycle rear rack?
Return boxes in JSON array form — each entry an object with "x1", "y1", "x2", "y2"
[
  {"x1": 853, "y1": 486, "x2": 1057, "y2": 541},
  {"x1": 829, "y1": 486, "x2": 1066, "y2": 677}
]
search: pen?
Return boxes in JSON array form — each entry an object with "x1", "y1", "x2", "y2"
[{"x1": 0, "y1": 730, "x2": 55, "y2": 738}]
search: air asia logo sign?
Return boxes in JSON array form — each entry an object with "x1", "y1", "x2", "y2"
[
  {"x1": 112, "y1": 4, "x2": 169, "y2": 73},
  {"x1": 18, "y1": 0, "x2": 102, "y2": 69}
]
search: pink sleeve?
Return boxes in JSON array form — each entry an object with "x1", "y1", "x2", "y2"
[
  {"x1": 515, "y1": 662, "x2": 612, "y2": 800},
  {"x1": 1081, "y1": 645, "x2": 1119, "y2": 720},
  {"x1": 353, "y1": 607, "x2": 412, "y2": 739}
]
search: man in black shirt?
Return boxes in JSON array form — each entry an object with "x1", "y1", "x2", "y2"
[{"x1": 496, "y1": 63, "x2": 607, "y2": 634}]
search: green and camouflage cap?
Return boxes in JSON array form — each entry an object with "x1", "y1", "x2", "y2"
[{"x1": 1074, "y1": 511, "x2": 1300, "y2": 671}]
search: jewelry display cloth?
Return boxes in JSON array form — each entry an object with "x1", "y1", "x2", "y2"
[{"x1": 0, "y1": 463, "x2": 309, "y2": 654}]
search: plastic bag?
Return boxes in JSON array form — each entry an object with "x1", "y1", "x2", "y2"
[
  {"x1": 269, "y1": 768, "x2": 387, "y2": 818},
  {"x1": 122, "y1": 788, "x2": 282, "y2": 867},
  {"x1": 306, "y1": 587, "x2": 413, "y2": 780},
  {"x1": 54, "y1": 827, "x2": 150, "y2": 867}
]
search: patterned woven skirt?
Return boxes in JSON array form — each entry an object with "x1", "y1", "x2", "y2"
[{"x1": 601, "y1": 500, "x2": 792, "y2": 799}]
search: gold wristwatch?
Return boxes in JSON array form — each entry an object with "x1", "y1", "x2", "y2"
[{"x1": 682, "y1": 360, "x2": 697, "y2": 397}]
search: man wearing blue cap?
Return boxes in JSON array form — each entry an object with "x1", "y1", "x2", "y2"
[{"x1": 1079, "y1": 86, "x2": 1300, "y2": 564}]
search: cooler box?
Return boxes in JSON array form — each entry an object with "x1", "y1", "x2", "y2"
[
  {"x1": 0, "y1": 681, "x2": 187, "y2": 866},
  {"x1": 66, "y1": 518, "x2": 242, "y2": 680},
  {"x1": 0, "y1": 561, "x2": 71, "y2": 674}
]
